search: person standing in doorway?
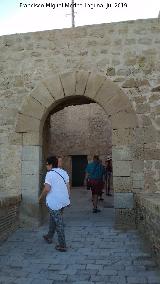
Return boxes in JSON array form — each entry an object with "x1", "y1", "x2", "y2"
[
  {"x1": 98, "y1": 159, "x2": 105, "y2": 201},
  {"x1": 39, "y1": 156, "x2": 70, "y2": 252},
  {"x1": 84, "y1": 155, "x2": 104, "y2": 213},
  {"x1": 105, "y1": 157, "x2": 112, "y2": 196}
]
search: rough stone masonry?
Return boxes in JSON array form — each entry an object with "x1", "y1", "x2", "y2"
[{"x1": 0, "y1": 18, "x2": 160, "y2": 261}]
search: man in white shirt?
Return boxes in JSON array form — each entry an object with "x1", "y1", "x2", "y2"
[{"x1": 39, "y1": 156, "x2": 70, "y2": 252}]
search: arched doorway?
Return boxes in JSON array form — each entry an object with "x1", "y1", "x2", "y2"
[{"x1": 16, "y1": 71, "x2": 140, "y2": 225}]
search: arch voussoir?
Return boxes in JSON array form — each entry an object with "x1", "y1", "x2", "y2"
[
  {"x1": 95, "y1": 79, "x2": 124, "y2": 107},
  {"x1": 103, "y1": 94, "x2": 133, "y2": 116},
  {"x1": 42, "y1": 74, "x2": 65, "y2": 101},
  {"x1": 60, "y1": 72, "x2": 76, "y2": 97},
  {"x1": 31, "y1": 82, "x2": 55, "y2": 109},
  {"x1": 75, "y1": 70, "x2": 90, "y2": 96},
  {"x1": 20, "y1": 96, "x2": 46, "y2": 120},
  {"x1": 84, "y1": 73, "x2": 106, "y2": 99}
]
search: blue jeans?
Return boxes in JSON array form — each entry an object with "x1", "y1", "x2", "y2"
[{"x1": 47, "y1": 207, "x2": 66, "y2": 247}]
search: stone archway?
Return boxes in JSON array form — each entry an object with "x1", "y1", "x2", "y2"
[{"x1": 16, "y1": 71, "x2": 140, "y2": 224}]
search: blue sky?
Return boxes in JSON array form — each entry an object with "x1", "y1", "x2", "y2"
[
  {"x1": 0, "y1": 0, "x2": 18, "y2": 19},
  {"x1": 0, "y1": 0, "x2": 159, "y2": 36}
]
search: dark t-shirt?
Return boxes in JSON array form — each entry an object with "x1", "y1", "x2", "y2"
[{"x1": 85, "y1": 162, "x2": 105, "y2": 180}]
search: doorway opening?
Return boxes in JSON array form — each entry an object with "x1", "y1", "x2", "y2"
[{"x1": 71, "y1": 155, "x2": 88, "y2": 187}]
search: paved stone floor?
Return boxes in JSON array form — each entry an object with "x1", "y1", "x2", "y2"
[{"x1": 0, "y1": 187, "x2": 160, "y2": 284}]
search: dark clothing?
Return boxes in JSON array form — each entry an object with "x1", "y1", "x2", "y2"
[
  {"x1": 105, "y1": 161, "x2": 112, "y2": 194},
  {"x1": 105, "y1": 161, "x2": 112, "y2": 176}
]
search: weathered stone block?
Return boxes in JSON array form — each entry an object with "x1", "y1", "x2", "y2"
[
  {"x1": 144, "y1": 173, "x2": 157, "y2": 192},
  {"x1": 144, "y1": 148, "x2": 160, "y2": 160},
  {"x1": 134, "y1": 96, "x2": 146, "y2": 104},
  {"x1": 23, "y1": 132, "x2": 41, "y2": 146},
  {"x1": 22, "y1": 146, "x2": 40, "y2": 161},
  {"x1": 20, "y1": 96, "x2": 46, "y2": 119},
  {"x1": 104, "y1": 94, "x2": 133, "y2": 116},
  {"x1": 122, "y1": 78, "x2": 150, "y2": 88},
  {"x1": 113, "y1": 161, "x2": 132, "y2": 176},
  {"x1": 149, "y1": 93, "x2": 160, "y2": 103},
  {"x1": 155, "y1": 161, "x2": 160, "y2": 169},
  {"x1": 114, "y1": 193, "x2": 134, "y2": 209},
  {"x1": 133, "y1": 172, "x2": 144, "y2": 181},
  {"x1": 31, "y1": 82, "x2": 55, "y2": 108},
  {"x1": 22, "y1": 160, "x2": 40, "y2": 175},
  {"x1": 21, "y1": 174, "x2": 39, "y2": 191},
  {"x1": 84, "y1": 73, "x2": 106, "y2": 99},
  {"x1": 112, "y1": 128, "x2": 136, "y2": 146},
  {"x1": 8, "y1": 133, "x2": 22, "y2": 145},
  {"x1": 135, "y1": 128, "x2": 145, "y2": 144},
  {"x1": 43, "y1": 75, "x2": 64, "y2": 101},
  {"x1": 133, "y1": 179, "x2": 144, "y2": 189},
  {"x1": 60, "y1": 72, "x2": 76, "y2": 97},
  {"x1": 144, "y1": 126, "x2": 157, "y2": 143},
  {"x1": 116, "y1": 68, "x2": 131, "y2": 76},
  {"x1": 0, "y1": 134, "x2": 8, "y2": 144},
  {"x1": 132, "y1": 144, "x2": 144, "y2": 160},
  {"x1": 16, "y1": 114, "x2": 40, "y2": 133},
  {"x1": 122, "y1": 78, "x2": 137, "y2": 88},
  {"x1": 75, "y1": 70, "x2": 90, "y2": 96},
  {"x1": 112, "y1": 146, "x2": 132, "y2": 161},
  {"x1": 133, "y1": 160, "x2": 144, "y2": 173},
  {"x1": 136, "y1": 103, "x2": 150, "y2": 114},
  {"x1": 0, "y1": 109, "x2": 17, "y2": 126},
  {"x1": 96, "y1": 80, "x2": 125, "y2": 110},
  {"x1": 111, "y1": 112, "x2": 138, "y2": 129},
  {"x1": 113, "y1": 177, "x2": 132, "y2": 192},
  {"x1": 140, "y1": 115, "x2": 152, "y2": 127}
]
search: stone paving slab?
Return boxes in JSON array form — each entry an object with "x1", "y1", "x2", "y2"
[{"x1": 0, "y1": 188, "x2": 160, "y2": 284}]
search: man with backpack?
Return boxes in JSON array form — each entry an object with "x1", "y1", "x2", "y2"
[{"x1": 84, "y1": 155, "x2": 105, "y2": 213}]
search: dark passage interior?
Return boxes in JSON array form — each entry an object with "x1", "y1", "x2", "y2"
[{"x1": 72, "y1": 155, "x2": 88, "y2": 187}]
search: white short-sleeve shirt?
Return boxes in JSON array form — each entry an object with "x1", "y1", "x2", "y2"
[{"x1": 45, "y1": 168, "x2": 70, "y2": 210}]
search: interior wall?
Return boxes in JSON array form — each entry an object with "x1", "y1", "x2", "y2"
[{"x1": 43, "y1": 103, "x2": 112, "y2": 177}]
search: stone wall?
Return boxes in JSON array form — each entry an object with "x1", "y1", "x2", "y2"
[
  {"x1": 46, "y1": 103, "x2": 111, "y2": 156},
  {"x1": 0, "y1": 194, "x2": 21, "y2": 241},
  {"x1": 0, "y1": 18, "x2": 160, "y2": 197},
  {"x1": 0, "y1": 18, "x2": 160, "y2": 225},
  {"x1": 135, "y1": 193, "x2": 160, "y2": 266}
]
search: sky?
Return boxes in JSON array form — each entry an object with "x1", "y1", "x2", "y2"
[{"x1": 0, "y1": 0, "x2": 159, "y2": 36}]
